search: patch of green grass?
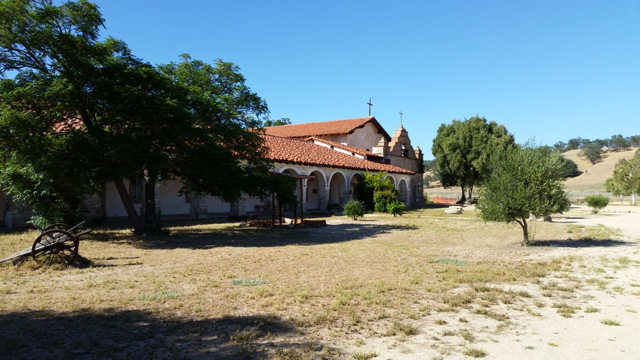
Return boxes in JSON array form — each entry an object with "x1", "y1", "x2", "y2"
[
  {"x1": 617, "y1": 257, "x2": 631, "y2": 265},
  {"x1": 232, "y1": 279, "x2": 270, "y2": 286},
  {"x1": 462, "y1": 347, "x2": 488, "y2": 358},
  {"x1": 554, "y1": 303, "x2": 578, "y2": 318},
  {"x1": 351, "y1": 351, "x2": 378, "y2": 360},
  {"x1": 585, "y1": 307, "x2": 600, "y2": 313},
  {"x1": 433, "y1": 257, "x2": 467, "y2": 266},
  {"x1": 600, "y1": 319, "x2": 621, "y2": 326}
]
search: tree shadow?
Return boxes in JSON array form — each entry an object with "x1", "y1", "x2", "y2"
[
  {"x1": 531, "y1": 238, "x2": 630, "y2": 248},
  {"x1": 124, "y1": 222, "x2": 419, "y2": 250},
  {"x1": 551, "y1": 216, "x2": 590, "y2": 224},
  {"x1": 0, "y1": 309, "x2": 332, "y2": 359}
]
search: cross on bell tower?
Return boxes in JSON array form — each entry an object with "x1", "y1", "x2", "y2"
[{"x1": 367, "y1": 98, "x2": 373, "y2": 116}]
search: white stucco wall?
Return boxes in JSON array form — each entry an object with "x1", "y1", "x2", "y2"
[
  {"x1": 102, "y1": 161, "x2": 413, "y2": 221},
  {"x1": 205, "y1": 196, "x2": 230, "y2": 214},
  {"x1": 104, "y1": 181, "x2": 142, "y2": 218},
  {"x1": 345, "y1": 123, "x2": 386, "y2": 152},
  {"x1": 158, "y1": 179, "x2": 191, "y2": 216}
]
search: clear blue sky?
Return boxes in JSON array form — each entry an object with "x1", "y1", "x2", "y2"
[{"x1": 93, "y1": 0, "x2": 640, "y2": 159}]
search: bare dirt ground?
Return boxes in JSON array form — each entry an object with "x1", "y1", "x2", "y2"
[{"x1": 354, "y1": 205, "x2": 640, "y2": 359}]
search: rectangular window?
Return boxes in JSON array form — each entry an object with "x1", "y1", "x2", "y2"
[
  {"x1": 129, "y1": 178, "x2": 143, "y2": 203},
  {"x1": 184, "y1": 192, "x2": 191, "y2": 204}
]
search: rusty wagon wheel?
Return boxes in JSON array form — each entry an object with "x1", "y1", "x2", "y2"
[
  {"x1": 32, "y1": 229, "x2": 79, "y2": 265},
  {"x1": 44, "y1": 223, "x2": 71, "y2": 231}
]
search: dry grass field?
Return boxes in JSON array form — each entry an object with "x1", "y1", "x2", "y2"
[
  {"x1": 562, "y1": 147, "x2": 638, "y2": 198},
  {"x1": 1, "y1": 205, "x2": 638, "y2": 359}
]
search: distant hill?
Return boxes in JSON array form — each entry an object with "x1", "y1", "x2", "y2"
[
  {"x1": 426, "y1": 147, "x2": 639, "y2": 201},
  {"x1": 562, "y1": 147, "x2": 638, "y2": 198}
]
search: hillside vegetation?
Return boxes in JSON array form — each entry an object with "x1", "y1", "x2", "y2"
[
  {"x1": 562, "y1": 147, "x2": 638, "y2": 198},
  {"x1": 426, "y1": 147, "x2": 638, "y2": 202}
]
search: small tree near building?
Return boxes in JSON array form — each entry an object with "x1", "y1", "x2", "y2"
[{"x1": 477, "y1": 145, "x2": 571, "y2": 246}]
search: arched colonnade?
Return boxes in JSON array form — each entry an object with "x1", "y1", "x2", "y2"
[{"x1": 278, "y1": 164, "x2": 412, "y2": 213}]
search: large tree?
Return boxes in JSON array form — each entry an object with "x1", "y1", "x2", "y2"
[
  {"x1": 477, "y1": 145, "x2": 571, "y2": 245},
  {"x1": 0, "y1": 0, "x2": 271, "y2": 233},
  {"x1": 605, "y1": 149, "x2": 640, "y2": 205},
  {"x1": 432, "y1": 116, "x2": 514, "y2": 202}
]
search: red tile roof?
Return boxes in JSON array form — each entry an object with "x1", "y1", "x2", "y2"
[
  {"x1": 263, "y1": 116, "x2": 391, "y2": 140},
  {"x1": 307, "y1": 137, "x2": 383, "y2": 158},
  {"x1": 264, "y1": 135, "x2": 414, "y2": 175}
]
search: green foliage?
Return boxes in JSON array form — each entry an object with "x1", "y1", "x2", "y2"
[
  {"x1": 609, "y1": 134, "x2": 630, "y2": 151},
  {"x1": 581, "y1": 142, "x2": 602, "y2": 164},
  {"x1": 423, "y1": 159, "x2": 438, "y2": 172},
  {"x1": 0, "y1": 1, "x2": 270, "y2": 231},
  {"x1": 373, "y1": 189, "x2": 397, "y2": 213},
  {"x1": 353, "y1": 172, "x2": 398, "y2": 212},
  {"x1": 584, "y1": 195, "x2": 609, "y2": 214},
  {"x1": 263, "y1": 174, "x2": 297, "y2": 207},
  {"x1": 556, "y1": 134, "x2": 640, "y2": 152},
  {"x1": 605, "y1": 150, "x2": 640, "y2": 204},
  {"x1": 386, "y1": 201, "x2": 405, "y2": 217},
  {"x1": 432, "y1": 116, "x2": 514, "y2": 201},
  {"x1": 559, "y1": 157, "x2": 581, "y2": 178},
  {"x1": 262, "y1": 117, "x2": 291, "y2": 127},
  {"x1": 477, "y1": 144, "x2": 571, "y2": 245},
  {"x1": 343, "y1": 200, "x2": 366, "y2": 220}
]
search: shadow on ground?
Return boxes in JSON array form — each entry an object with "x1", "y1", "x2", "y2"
[
  {"x1": 0, "y1": 310, "x2": 334, "y2": 360},
  {"x1": 91, "y1": 222, "x2": 418, "y2": 250},
  {"x1": 531, "y1": 238, "x2": 630, "y2": 248}
]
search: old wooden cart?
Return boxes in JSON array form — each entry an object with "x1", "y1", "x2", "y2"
[{"x1": 0, "y1": 221, "x2": 91, "y2": 265}]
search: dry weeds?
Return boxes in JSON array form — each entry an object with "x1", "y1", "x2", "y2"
[{"x1": 0, "y1": 207, "x2": 629, "y2": 359}]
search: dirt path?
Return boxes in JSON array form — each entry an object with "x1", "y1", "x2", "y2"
[{"x1": 356, "y1": 206, "x2": 640, "y2": 359}]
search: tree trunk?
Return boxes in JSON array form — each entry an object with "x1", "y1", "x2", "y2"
[
  {"x1": 516, "y1": 218, "x2": 530, "y2": 246},
  {"x1": 144, "y1": 181, "x2": 161, "y2": 234},
  {"x1": 632, "y1": 193, "x2": 636, "y2": 206},
  {"x1": 113, "y1": 178, "x2": 145, "y2": 235},
  {"x1": 458, "y1": 187, "x2": 467, "y2": 204}
]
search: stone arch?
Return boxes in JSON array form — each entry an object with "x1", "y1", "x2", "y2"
[
  {"x1": 349, "y1": 173, "x2": 364, "y2": 201},
  {"x1": 328, "y1": 171, "x2": 348, "y2": 210},
  {"x1": 398, "y1": 178, "x2": 408, "y2": 203},
  {"x1": 306, "y1": 169, "x2": 327, "y2": 211},
  {"x1": 280, "y1": 167, "x2": 301, "y2": 176},
  {"x1": 385, "y1": 174, "x2": 396, "y2": 188}
]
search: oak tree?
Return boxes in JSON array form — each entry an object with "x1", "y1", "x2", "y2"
[{"x1": 432, "y1": 116, "x2": 514, "y2": 202}]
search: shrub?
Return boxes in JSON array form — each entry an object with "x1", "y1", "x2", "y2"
[
  {"x1": 584, "y1": 195, "x2": 609, "y2": 213},
  {"x1": 343, "y1": 200, "x2": 366, "y2": 220},
  {"x1": 373, "y1": 189, "x2": 397, "y2": 212},
  {"x1": 387, "y1": 201, "x2": 405, "y2": 217}
]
